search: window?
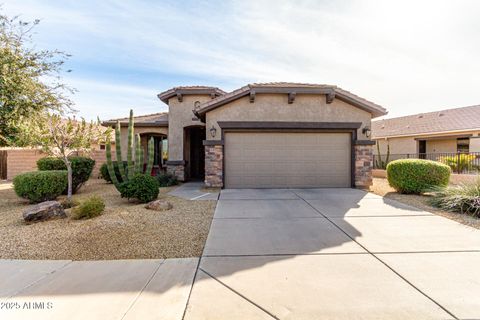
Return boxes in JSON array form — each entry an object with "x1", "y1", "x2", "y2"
[
  {"x1": 99, "y1": 144, "x2": 106, "y2": 150},
  {"x1": 457, "y1": 138, "x2": 469, "y2": 153}
]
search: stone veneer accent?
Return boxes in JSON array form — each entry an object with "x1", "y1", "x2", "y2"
[
  {"x1": 205, "y1": 145, "x2": 223, "y2": 187},
  {"x1": 167, "y1": 164, "x2": 185, "y2": 182},
  {"x1": 354, "y1": 144, "x2": 373, "y2": 189}
]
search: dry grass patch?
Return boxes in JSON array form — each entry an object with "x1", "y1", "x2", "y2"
[
  {"x1": 0, "y1": 179, "x2": 216, "y2": 260},
  {"x1": 370, "y1": 178, "x2": 480, "y2": 229}
]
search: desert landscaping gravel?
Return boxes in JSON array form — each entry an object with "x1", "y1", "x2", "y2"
[
  {"x1": 370, "y1": 177, "x2": 479, "y2": 229},
  {"x1": 0, "y1": 179, "x2": 216, "y2": 260}
]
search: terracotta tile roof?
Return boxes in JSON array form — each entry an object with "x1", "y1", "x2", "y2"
[
  {"x1": 194, "y1": 82, "x2": 387, "y2": 118},
  {"x1": 372, "y1": 105, "x2": 480, "y2": 138},
  {"x1": 103, "y1": 112, "x2": 168, "y2": 126},
  {"x1": 157, "y1": 86, "x2": 225, "y2": 103}
]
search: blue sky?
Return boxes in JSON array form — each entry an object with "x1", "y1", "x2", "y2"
[{"x1": 2, "y1": 0, "x2": 480, "y2": 121}]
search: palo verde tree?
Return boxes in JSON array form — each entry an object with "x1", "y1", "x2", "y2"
[
  {"x1": 28, "y1": 113, "x2": 106, "y2": 202},
  {"x1": 0, "y1": 10, "x2": 73, "y2": 146}
]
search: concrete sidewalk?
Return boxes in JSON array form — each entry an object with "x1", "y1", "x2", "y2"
[{"x1": 0, "y1": 258, "x2": 198, "y2": 320}]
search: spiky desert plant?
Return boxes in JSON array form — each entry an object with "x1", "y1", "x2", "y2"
[
  {"x1": 127, "y1": 110, "x2": 135, "y2": 179},
  {"x1": 115, "y1": 120, "x2": 127, "y2": 181},
  {"x1": 105, "y1": 110, "x2": 155, "y2": 192}
]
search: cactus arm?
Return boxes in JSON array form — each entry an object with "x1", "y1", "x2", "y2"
[
  {"x1": 140, "y1": 142, "x2": 145, "y2": 174},
  {"x1": 127, "y1": 110, "x2": 134, "y2": 179},
  {"x1": 145, "y1": 137, "x2": 155, "y2": 176},
  {"x1": 385, "y1": 142, "x2": 390, "y2": 164},
  {"x1": 106, "y1": 141, "x2": 121, "y2": 190},
  {"x1": 115, "y1": 121, "x2": 127, "y2": 182},
  {"x1": 135, "y1": 134, "x2": 142, "y2": 174}
]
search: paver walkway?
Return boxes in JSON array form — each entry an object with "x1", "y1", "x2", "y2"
[{"x1": 168, "y1": 182, "x2": 219, "y2": 200}]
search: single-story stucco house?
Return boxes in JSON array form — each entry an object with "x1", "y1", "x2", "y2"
[
  {"x1": 103, "y1": 83, "x2": 387, "y2": 189},
  {"x1": 372, "y1": 105, "x2": 480, "y2": 155}
]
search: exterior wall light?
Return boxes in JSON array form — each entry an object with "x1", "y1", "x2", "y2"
[
  {"x1": 210, "y1": 125, "x2": 217, "y2": 138},
  {"x1": 362, "y1": 126, "x2": 371, "y2": 138}
]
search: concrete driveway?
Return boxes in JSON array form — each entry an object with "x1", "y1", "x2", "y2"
[{"x1": 185, "y1": 188, "x2": 480, "y2": 320}]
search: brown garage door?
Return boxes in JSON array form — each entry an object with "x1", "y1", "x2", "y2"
[{"x1": 225, "y1": 132, "x2": 351, "y2": 188}]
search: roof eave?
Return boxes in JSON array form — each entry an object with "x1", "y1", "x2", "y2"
[
  {"x1": 157, "y1": 88, "x2": 225, "y2": 104},
  {"x1": 102, "y1": 121, "x2": 169, "y2": 128},
  {"x1": 195, "y1": 85, "x2": 388, "y2": 118}
]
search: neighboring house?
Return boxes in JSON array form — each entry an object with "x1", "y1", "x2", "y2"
[
  {"x1": 372, "y1": 105, "x2": 480, "y2": 155},
  {"x1": 104, "y1": 83, "x2": 387, "y2": 189}
]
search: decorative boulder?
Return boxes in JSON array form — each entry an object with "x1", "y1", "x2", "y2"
[
  {"x1": 145, "y1": 200, "x2": 173, "y2": 211},
  {"x1": 23, "y1": 201, "x2": 66, "y2": 224}
]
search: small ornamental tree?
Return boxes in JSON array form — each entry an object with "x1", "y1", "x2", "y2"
[{"x1": 28, "y1": 113, "x2": 108, "y2": 202}]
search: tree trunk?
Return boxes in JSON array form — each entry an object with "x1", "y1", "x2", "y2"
[{"x1": 66, "y1": 158, "x2": 73, "y2": 201}]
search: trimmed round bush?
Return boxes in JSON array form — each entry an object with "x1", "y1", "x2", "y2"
[
  {"x1": 119, "y1": 174, "x2": 159, "y2": 203},
  {"x1": 13, "y1": 171, "x2": 68, "y2": 203},
  {"x1": 37, "y1": 157, "x2": 95, "y2": 193},
  {"x1": 72, "y1": 195, "x2": 105, "y2": 219},
  {"x1": 387, "y1": 159, "x2": 451, "y2": 194}
]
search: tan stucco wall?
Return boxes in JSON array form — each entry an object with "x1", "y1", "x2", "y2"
[
  {"x1": 119, "y1": 126, "x2": 168, "y2": 159},
  {"x1": 205, "y1": 93, "x2": 372, "y2": 140},
  {"x1": 426, "y1": 139, "x2": 457, "y2": 153},
  {"x1": 1, "y1": 148, "x2": 112, "y2": 180},
  {"x1": 469, "y1": 136, "x2": 480, "y2": 152},
  {"x1": 375, "y1": 137, "x2": 417, "y2": 154},
  {"x1": 167, "y1": 95, "x2": 209, "y2": 160}
]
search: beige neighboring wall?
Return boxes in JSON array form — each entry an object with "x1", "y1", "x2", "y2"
[
  {"x1": 471, "y1": 137, "x2": 480, "y2": 152},
  {"x1": 375, "y1": 137, "x2": 417, "y2": 154},
  {"x1": 426, "y1": 139, "x2": 457, "y2": 153},
  {"x1": 205, "y1": 93, "x2": 372, "y2": 140},
  {"x1": 167, "y1": 95, "x2": 209, "y2": 160},
  {"x1": 2, "y1": 148, "x2": 44, "y2": 180},
  {"x1": 119, "y1": 126, "x2": 168, "y2": 159}
]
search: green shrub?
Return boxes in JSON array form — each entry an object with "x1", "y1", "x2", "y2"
[
  {"x1": 13, "y1": 171, "x2": 68, "y2": 203},
  {"x1": 430, "y1": 180, "x2": 480, "y2": 217},
  {"x1": 37, "y1": 157, "x2": 95, "y2": 193},
  {"x1": 437, "y1": 154, "x2": 479, "y2": 173},
  {"x1": 387, "y1": 159, "x2": 451, "y2": 194},
  {"x1": 156, "y1": 172, "x2": 178, "y2": 187},
  {"x1": 72, "y1": 195, "x2": 105, "y2": 219},
  {"x1": 119, "y1": 174, "x2": 159, "y2": 203},
  {"x1": 99, "y1": 161, "x2": 127, "y2": 183}
]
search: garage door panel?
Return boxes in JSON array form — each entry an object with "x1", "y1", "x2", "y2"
[{"x1": 225, "y1": 132, "x2": 351, "y2": 188}]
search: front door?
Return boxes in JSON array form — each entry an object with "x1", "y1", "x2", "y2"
[{"x1": 186, "y1": 127, "x2": 206, "y2": 180}]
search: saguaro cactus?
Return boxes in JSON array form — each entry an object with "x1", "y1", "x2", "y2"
[{"x1": 106, "y1": 110, "x2": 155, "y2": 192}]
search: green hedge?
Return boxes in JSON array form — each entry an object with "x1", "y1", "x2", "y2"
[
  {"x1": 37, "y1": 157, "x2": 95, "y2": 193},
  {"x1": 119, "y1": 174, "x2": 159, "y2": 203},
  {"x1": 13, "y1": 171, "x2": 68, "y2": 203},
  {"x1": 387, "y1": 159, "x2": 451, "y2": 194}
]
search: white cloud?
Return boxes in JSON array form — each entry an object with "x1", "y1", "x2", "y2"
[{"x1": 2, "y1": 0, "x2": 480, "y2": 119}]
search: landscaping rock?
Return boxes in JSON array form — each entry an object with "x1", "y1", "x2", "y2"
[
  {"x1": 23, "y1": 201, "x2": 66, "y2": 224},
  {"x1": 145, "y1": 200, "x2": 173, "y2": 211}
]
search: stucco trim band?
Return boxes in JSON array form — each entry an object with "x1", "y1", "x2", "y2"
[{"x1": 217, "y1": 121, "x2": 362, "y2": 130}]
